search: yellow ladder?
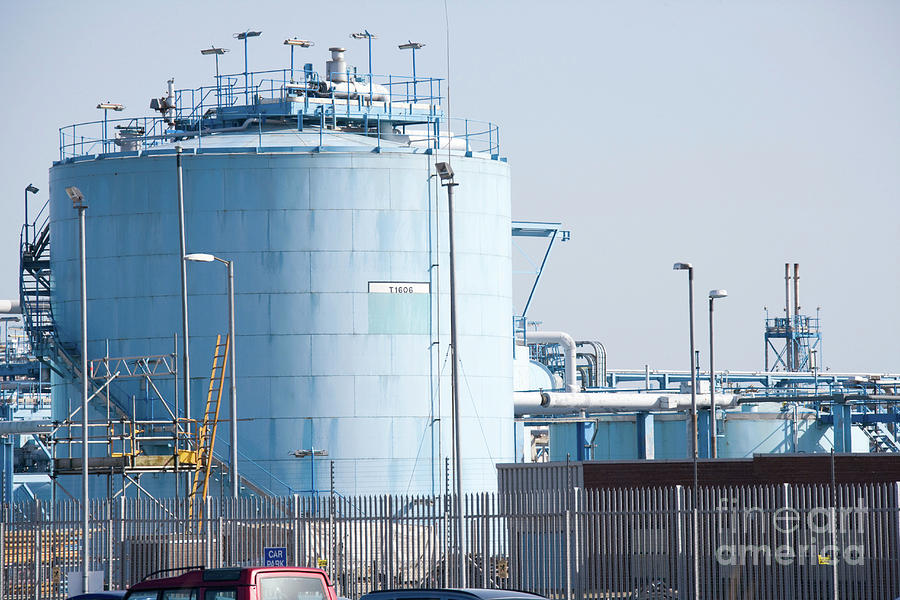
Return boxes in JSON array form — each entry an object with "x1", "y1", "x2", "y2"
[{"x1": 189, "y1": 334, "x2": 230, "y2": 520}]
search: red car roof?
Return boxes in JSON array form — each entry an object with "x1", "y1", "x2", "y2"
[{"x1": 128, "y1": 567, "x2": 333, "y2": 591}]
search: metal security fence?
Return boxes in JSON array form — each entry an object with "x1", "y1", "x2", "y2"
[{"x1": 2, "y1": 483, "x2": 899, "y2": 600}]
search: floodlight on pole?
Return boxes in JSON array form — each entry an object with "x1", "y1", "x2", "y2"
[
  {"x1": 25, "y1": 184, "x2": 39, "y2": 244},
  {"x1": 234, "y1": 30, "x2": 262, "y2": 105},
  {"x1": 350, "y1": 30, "x2": 376, "y2": 103},
  {"x1": 96, "y1": 103, "x2": 124, "y2": 153},
  {"x1": 184, "y1": 251, "x2": 239, "y2": 498},
  {"x1": 436, "y1": 160, "x2": 465, "y2": 587},
  {"x1": 708, "y1": 289, "x2": 727, "y2": 458},
  {"x1": 200, "y1": 47, "x2": 229, "y2": 108},
  {"x1": 398, "y1": 41, "x2": 425, "y2": 102},
  {"x1": 284, "y1": 38, "x2": 314, "y2": 82}
]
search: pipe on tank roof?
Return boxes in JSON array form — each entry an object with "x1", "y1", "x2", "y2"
[{"x1": 520, "y1": 331, "x2": 578, "y2": 392}]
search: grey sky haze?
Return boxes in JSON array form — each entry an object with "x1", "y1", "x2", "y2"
[{"x1": 1, "y1": 0, "x2": 897, "y2": 373}]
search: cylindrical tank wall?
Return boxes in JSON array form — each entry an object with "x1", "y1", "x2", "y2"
[
  {"x1": 548, "y1": 407, "x2": 869, "y2": 461},
  {"x1": 49, "y1": 140, "x2": 513, "y2": 496}
]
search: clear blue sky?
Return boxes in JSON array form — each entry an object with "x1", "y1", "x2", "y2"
[{"x1": 1, "y1": 0, "x2": 897, "y2": 373}]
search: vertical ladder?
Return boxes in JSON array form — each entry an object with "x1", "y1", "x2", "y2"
[{"x1": 189, "y1": 334, "x2": 230, "y2": 520}]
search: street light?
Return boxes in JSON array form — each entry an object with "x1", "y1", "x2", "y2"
[
  {"x1": 350, "y1": 30, "x2": 377, "y2": 104},
  {"x1": 200, "y1": 46, "x2": 229, "y2": 109},
  {"x1": 24, "y1": 184, "x2": 39, "y2": 244},
  {"x1": 184, "y1": 252, "x2": 239, "y2": 499},
  {"x1": 708, "y1": 289, "x2": 727, "y2": 459},
  {"x1": 436, "y1": 160, "x2": 465, "y2": 587},
  {"x1": 66, "y1": 185, "x2": 89, "y2": 594},
  {"x1": 673, "y1": 260, "x2": 699, "y2": 600},
  {"x1": 398, "y1": 41, "x2": 425, "y2": 102},
  {"x1": 234, "y1": 30, "x2": 262, "y2": 105},
  {"x1": 284, "y1": 37, "x2": 314, "y2": 83},
  {"x1": 96, "y1": 102, "x2": 124, "y2": 153}
]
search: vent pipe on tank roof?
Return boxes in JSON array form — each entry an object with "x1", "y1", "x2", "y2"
[{"x1": 326, "y1": 47, "x2": 349, "y2": 83}]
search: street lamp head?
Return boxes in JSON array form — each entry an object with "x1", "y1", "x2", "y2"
[
  {"x1": 65, "y1": 186, "x2": 85, "y2": 208},
  {"x1": 709, "y1": 289, "x2": 728, "y2": 299},
  {"x1": 97, "y1": 102, "x2": 125, "y2": 111},
  {"x1": 284, "y1": 38, "x2": 314, "y2": 47},
  {"x1": 673, "y1": 262, "x2": 692, "y2": 271},
  {"x1": 399, "y1": 41, "x2": 425, "y2": 50},
  {"x1": 235, "y1": 30, "x2": 262, "y2": 40},
  {"x1": 25, "y1": 184, "x2": 39, "y2": 194},
  {"x1": 435, "y1": 162, "x2": 454, "y2": 181},
  {"x1": 184, "y1": 253, "x2": 216, "y2": 263},
  {"x1": 201, "y1": 46, "x2": 229, "y2": 55},
  {"x1": 351, "y1": 31, "x2": 377, "y2": 40}
]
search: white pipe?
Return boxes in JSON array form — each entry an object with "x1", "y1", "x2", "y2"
[
  {"x1": 514, "y1": 391, "x2": 740, "y2": 416},
  {"x1": 0, "y1": 420, "x2": 53, "y2": 435},
  {"x1": 0, "y1": 300, "x2": 21, "y2": 314},
  {"x1": 519, "y1": 331, "x2": 578, "y2": 392}
]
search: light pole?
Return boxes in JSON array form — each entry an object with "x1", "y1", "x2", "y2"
[
  {"x1": 65, "y1": 185, "x2": 89, "y2": 594},
  {"x1": 175, "y1": 146, "x2": 191, "y2": 465},
  {"x1": 436, "y1": 161, "x2": 465, "y2": 587},
  {"x1": 185, "y1": 253, "x2": 239, "y2": 499},
  {"x1": 24, "y1": 184, "x2": 39, "y2": 245},
  {"x1": 673, "y1": 261, "x2": 699, "y2": 600},
  {"x1": 398, "y1": 41, "x2": 425, "y2": 102},
  {"x1": 350, "y1": 30, "x2": 377, "y2": 104},
  {"x1": 708, "y1": 290, "x2": 727, "y2": 459},
  {"x1": 284, "y1": 38, "x2": 314, "y2": 83},
  {"x1": 234, "y1": 30, "x2": 262, "y2": 105},
  {"x1": 96, "y1": 102, "x2": 124, "y2": 153},
  {"x1": 200, "y1": 47, "x2": 229, "y2": 110}
]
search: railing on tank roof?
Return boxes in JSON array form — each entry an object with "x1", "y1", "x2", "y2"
[
  {"x1": 56, "y1": 66, "x2": 510, "y2": 161},
  {"x1": 58, "y1": 115, "x2": 500, "y2": 160}
]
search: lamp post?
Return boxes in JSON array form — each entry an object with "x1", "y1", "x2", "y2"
[
  {"x1": 435, "y1": 161, "x2": 465, "y2": 587},
  {"x1": 284, "y1": 38, "x2": 314, "y2": 83},
  {"x1": 24, "y1": 184, "x2": 39, "y2": 245},
  {"x1": 200, "y1": 47, "x2": 229, "y2": 110},
  {"x1": 398, "y1": 41, "x2": 425, "y2": 102},
  {"x1": 185, "y1": 253, "x2": 238, "y2": 499},
  {"x1": 234, "y1": 30, "x2": 262, "y2": 105},
  {"x1": 350, "y1": 30, "x2": 377, "y2": 104},
  {"x1": 708, "y1": 290, "x2": 727, "y2": 459},
  {"x1": 96, "y1": 102, "x2": 124, "y2": 153},
  {"x1": 673, "y1": 261, "x2": 699, "y2": 600},
  {"x1": 65, "y1": 185, "x2": 89, "y2": 594}
]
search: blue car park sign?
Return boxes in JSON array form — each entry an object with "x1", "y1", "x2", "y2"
[{"x1": 264, "y1": 547, "x2": 287, "y2": 567}]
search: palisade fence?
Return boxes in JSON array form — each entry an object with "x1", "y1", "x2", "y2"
[{"x1": 2, "y1": 483, "x2": 899, "y2": 600}]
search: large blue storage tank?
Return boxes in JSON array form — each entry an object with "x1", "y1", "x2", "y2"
[{"x1": 48, "y1": 80, "x2": 513, "y2": 496}]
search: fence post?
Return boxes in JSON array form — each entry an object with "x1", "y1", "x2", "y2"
[
  {"x1": 107, "y1": 499, "x2": 114, "y2": 589},
  {"x1": 0, "y1": 521, "x2": 4, "y2": 599},
  {"x1": 33, "y1": 498, "x2": 40, "y2": 600},
  {"x1": 292, "y1": 495, "x2": 300, "y2": 566},
  {"x1": 565, "y1": 502, "x2": 572, "y2": 600},
  {"x1": 205, "y1": 496, "x2": 213, "y2": 568},
  {"x1": 118, "y1": 496, "x2": 126, "y2": 590}
]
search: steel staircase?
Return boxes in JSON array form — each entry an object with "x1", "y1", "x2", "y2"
[{"x1": 860, "y1": 421, "x2": 900, "y2": 453}]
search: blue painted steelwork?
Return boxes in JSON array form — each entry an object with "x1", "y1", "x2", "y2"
[
  {"x1": 765, "y1": 312, "x2": 822, "y2": 372},
  {"x1": 46, "y1": 53, "x2": 513, "y2": 496}
]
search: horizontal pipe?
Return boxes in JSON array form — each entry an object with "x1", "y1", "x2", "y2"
[
  {"x1": 514, "y1": 391, "x2": 740, "y2": 416},
  {"x1": 0, "y1": 420, "x2": 52, "y2": 435},
  {"x1": 0, "y1": 299, "x2": 21, "y2": 314}
]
